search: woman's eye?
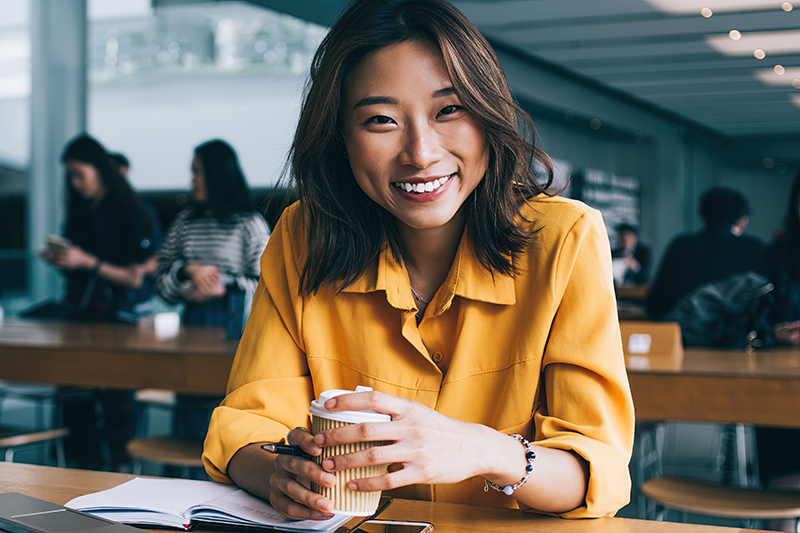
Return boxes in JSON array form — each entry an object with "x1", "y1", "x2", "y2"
[
  {"x1": 366, "y1": 115, "x2": 395, "y2": 125},
  {"x1": 437, "y1": 105, "x2": 461, "y2": 117}
]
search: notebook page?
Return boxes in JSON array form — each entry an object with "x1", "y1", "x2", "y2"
[
  {"x1": 191, "y1": 489, "x2": 352, "y2": 531},
  {"x1": 66, "y1": 477, "x2": 237, "y2": 520}
]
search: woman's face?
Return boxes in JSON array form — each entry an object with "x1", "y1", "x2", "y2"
[
  {"x1": 343, "y1": 39, "x2": 488, "y2": 234},
  {"x1": 192, "y1": 155, "x2": 207, "y2": 202},
  {"x1": 67, "y1": 159, "x2": 105, "y2": 201}
]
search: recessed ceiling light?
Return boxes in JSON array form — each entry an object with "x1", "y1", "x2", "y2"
[
  {"x1": 590, "y1": 119, "x2": 602, "y2": 130},
  {"x1": 755, "y1": 67, "x2": 800, "y2": 85},
  {"x1": 782, "y1": 2, "x2": 793, "y2": 11},
  {"x1": 793, "y1": 79, "x2": 800, "y2": 88},
  {"x1": 729, "y1": 30, "x2": 742, "y2": 40},
  {"x1": 706, "y1": 30, "x2": 800, "y2": 56},
  {"x1": 644, "y1": 0, "x2": 792, "y2": 14},
  {"x1": 754, "y1": 48, "x2": 767, "y2": 59},
  {"x1": 774, "y1": 64, "x2": 786, "y2": 74}
]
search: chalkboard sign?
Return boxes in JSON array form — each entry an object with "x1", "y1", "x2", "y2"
[{"x1": 572, "y1": 167, "x2": 640, "y2": 244}]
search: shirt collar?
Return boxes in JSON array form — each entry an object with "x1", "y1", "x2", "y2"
[{"x1": 342, "y1": 231, "x2": 516, "y2": 309}]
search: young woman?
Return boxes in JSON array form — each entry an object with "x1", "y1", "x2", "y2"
[
  {"x1": 40, "y1": 134, "x2": 160, "y2": 322},
  {"x1": 203, "y1": 0, "x2": 633, "y2": 519},
  {"x1": 155, "y1": 140, "x2": 270, "y2": 327}
]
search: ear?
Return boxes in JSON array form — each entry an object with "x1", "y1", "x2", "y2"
[{"x1": 731, "y1": 215, "x2": 749, "y2": 236}]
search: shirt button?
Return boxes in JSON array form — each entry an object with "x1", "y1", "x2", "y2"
[{"x1": 432, "y1": 351, "x2": 443, "y2": 363}]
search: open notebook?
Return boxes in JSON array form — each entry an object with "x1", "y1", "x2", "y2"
[{"x1": 66, "y1": 478, "x2": 352, "y2": 532}]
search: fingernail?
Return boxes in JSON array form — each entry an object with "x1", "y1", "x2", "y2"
[
  {"x1": 322, "y1": 459, "x2": 334, "y2": 471},
  {"x1": 314, "y1": 434, "x2": 325, "y2": 446},
  {"x1": 323, "y1": 473, "x2": 336, "y2": 486},
  {"x1": 324, "y1": 398, "x2": 337, "y2": 409},
  {"x1": 320, "y1": 500, "x2": 334, "y2": 513},
  {"x1": 347, "y1": 481, "x2": 358, "y2": 491}
]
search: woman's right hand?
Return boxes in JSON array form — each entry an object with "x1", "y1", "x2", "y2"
[
  {"x1": 184, "y1": 262, "x2": 222, "y2": 292},
  {"x1": 269, "y1": 428, "x2": 338, "y2": 520}
]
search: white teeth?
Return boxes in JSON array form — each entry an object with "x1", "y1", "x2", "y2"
[{"x1": 394, "y1": 174, "x2": 453, "y2": 194}]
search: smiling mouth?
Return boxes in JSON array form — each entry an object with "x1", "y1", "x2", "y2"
[{"x1": 392, "y1": 174, "x2": 452, "y2": 194}]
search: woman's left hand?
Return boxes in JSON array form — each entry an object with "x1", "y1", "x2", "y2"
[
  {"x1": 312, "y1": 390, "x2": 502, "y2": 491},
  {"x1": 51, "y1": 245, "x2": 97, "y2": 271}
]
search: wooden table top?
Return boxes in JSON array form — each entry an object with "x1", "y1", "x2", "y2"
[
  {"x1": 0, "y1": 462, "x2": 758, "y2": 533},
  {"x1": 0, "y1": 319, "x2": 237, "y2": 395}
]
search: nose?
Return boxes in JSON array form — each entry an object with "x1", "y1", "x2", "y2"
[{"x1": 398, "y1": 120, "x2": 443, "y2": 169}]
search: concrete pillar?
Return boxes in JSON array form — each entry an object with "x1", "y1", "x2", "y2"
[{"x1": 28, "y1": 0, "x2": 86, "y2": 302}]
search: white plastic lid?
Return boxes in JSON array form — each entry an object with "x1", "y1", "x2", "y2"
[{"x1": 308, "y1": 386, "x2": 392, "y2": 424}]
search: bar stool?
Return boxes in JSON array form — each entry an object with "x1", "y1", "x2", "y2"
[
  {"x1": 0, "y1": 383, "x2": 69, "y2": 467},
  {"x1": 641, "y1": 477, "x2": 800, "y2": 528},
  {"x1": 126, "y1": 389, "x2": 210, "y2": 478}
]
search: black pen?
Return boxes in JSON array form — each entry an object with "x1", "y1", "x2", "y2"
[{"x1": 262, "y1": 443, "x2": 313, "y2": 458}]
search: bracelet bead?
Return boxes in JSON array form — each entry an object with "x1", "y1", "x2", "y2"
[{"x1": 484, "y1": 433, "x2": 536, "y2": 496}]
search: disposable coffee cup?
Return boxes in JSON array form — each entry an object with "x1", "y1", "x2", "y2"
[{"x1": 308, "y1": 386, "x2": 391, "y2": 516}]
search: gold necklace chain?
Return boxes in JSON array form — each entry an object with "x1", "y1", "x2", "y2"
[{"x1": 410, "y1": 285, "x2": 431, "y2": 304}]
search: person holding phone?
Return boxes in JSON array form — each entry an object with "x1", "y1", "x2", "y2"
[
  {"x1": 203, "y1": 0, "x2": 633, "y2": 520},
  {"x1": 35, "y1": 134, "x2": 160, "y2": 323}
]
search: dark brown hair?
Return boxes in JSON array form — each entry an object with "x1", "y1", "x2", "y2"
[{"x1": 289, "y1": 0, "x2": 554, "y2": 295}]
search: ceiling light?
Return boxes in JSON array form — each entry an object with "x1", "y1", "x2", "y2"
[
  {"x1": 792, "y1": 79, "x2": 800, "y2": 88},
  {"x1": 707, "y1": 30, "x2": 800, "y2": 56},
  {"x1": 754, "y1": 48, "x2": 766, "y2": 59},
  {"x1": 590, "y1": 119, "x2": 602, "y2": 130},
  {"x1": 644, "y1": 0, "x2": 792, "y2": 14},
  {"x1": 755, "y1": 67, "x2": 800, "y2": 85},
  {"x1": 782, "y1": 2, "x2": 793, "y2": 11},
  {"x1": 729, "y1": 30, "x2": 742, "y2": 40}
]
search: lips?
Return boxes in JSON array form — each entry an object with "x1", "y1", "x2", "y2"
[{"x1": 392, "y1": 173, "x2": 452, "y2": 194}]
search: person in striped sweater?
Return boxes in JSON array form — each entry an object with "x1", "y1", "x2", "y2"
[{"x1": 155, "y1": 139, "x2": 270, "y2": 327}]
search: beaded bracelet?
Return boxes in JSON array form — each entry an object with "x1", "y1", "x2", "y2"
[{"x1": 484, "y1": 433, "x2": 536, "y2": 495}]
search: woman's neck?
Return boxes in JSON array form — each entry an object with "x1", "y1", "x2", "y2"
[{"x1": 398, "y1": 209, "x2": 467, "y2": 306}]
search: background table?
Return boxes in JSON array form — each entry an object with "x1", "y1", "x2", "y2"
[
  {"x1": 628, "y1": 347, "x2": 800, "y2": 428},
  {"x1": 0, "y1": 462, "x2": 759, "y2": 533},
  {"x1": 0, "y1": 319, "x2": 236, "y2": 395}
]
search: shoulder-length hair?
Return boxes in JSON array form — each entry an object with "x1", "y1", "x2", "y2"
[
  {"x1": 194, "y1": 139, "x2": 252, "y2": 221},
  {"x1": 290, "y1": 0, "x2": 554, "y2": 296},
  {"x1": 61, "y1": 134, "x2": 150, "y2": 241}
]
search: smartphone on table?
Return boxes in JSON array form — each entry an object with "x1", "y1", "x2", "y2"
[
  {"x1": 46, "y1": 235, "x2": 71, "y2": 254},
  {"x1": 337, "y1": 520, "x2": 434, "y2": 533}
]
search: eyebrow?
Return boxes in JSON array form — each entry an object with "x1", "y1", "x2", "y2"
[{"x1": 352, "y1": 86, "x2": 456, "y2": 110}]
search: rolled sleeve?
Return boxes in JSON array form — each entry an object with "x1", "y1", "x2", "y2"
[{"x1": 534, "y1": 210, "x2": 635, "y2": 518}]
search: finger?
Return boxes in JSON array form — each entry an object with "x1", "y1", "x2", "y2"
[
  {"x1": 315, "y1": 420, "x2": 396, "y2": 449},
  {"x1": 323, "y1": 390, "x2": 408, "y2": 418},
  {"x1": 269, "y1": 487, "x2": 335, "y2": 520},
  {"x1": 276, "y1": 454, "x2": 336, "y2": 489},
  {"x1": 320, "y1": 441, "x2": 394, "y2": 473},
  {"x1": 345, "y1": 467, "x2": 417, "y2": 493},
  {"x1": 288, "y1": 427, "x2": 323, "y2": 456}
]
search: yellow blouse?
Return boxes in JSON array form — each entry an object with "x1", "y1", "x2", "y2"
[{"x1": 203, "y1": 195, "x2": 635, "y2": 518}]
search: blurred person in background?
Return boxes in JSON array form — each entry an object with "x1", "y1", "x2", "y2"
[
  {"x1": 33, "y1": 134, "x2": 161, "y2": 470},
  {"x1": 611, "y1": 223, "x2": 650, "y2": 286},
  {"x1": 154, "y1": 139, "x2": 269, "y2": 327},
  {"x1": 645, "y1": 187, "x2": 765, "y2": 320},
  {"x1": 32, "y1": 134, "x2": 161, "y2": 323},
  {"x1": 760, "y1": 168, "x2": 800, "y2": 347},
  {"x1": 154, "y1": 139, "x2": 270, "y2": 444}
]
